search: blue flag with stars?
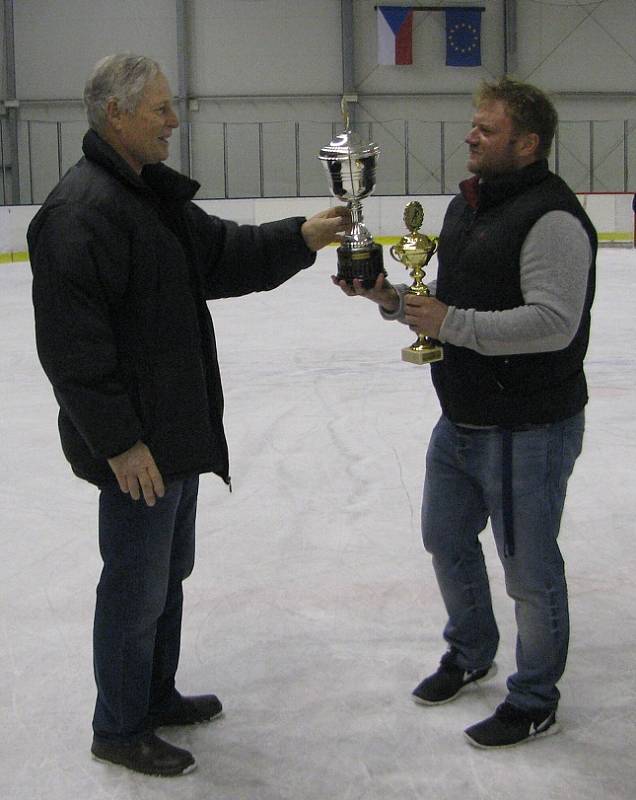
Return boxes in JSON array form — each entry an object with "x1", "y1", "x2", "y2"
[{"x1": 445, "y1": 8, "x2": 482, "y2": 67}]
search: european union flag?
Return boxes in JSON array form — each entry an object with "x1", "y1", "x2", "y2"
[{"x1": 445, "y1": 8, "x2": 482, "y2": 67}]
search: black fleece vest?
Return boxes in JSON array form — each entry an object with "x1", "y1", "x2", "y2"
[{"x1": 431, "y1": 160, "x2": 597, "y2": 426}]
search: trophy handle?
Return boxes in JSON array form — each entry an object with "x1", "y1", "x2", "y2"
[{"x1": 389, "y1": 244, "x2": 401, "y2": 262}]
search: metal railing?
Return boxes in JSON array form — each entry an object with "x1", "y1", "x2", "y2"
[{"x1": 2, "y1": 116, "x2": 635, "y2": 205}]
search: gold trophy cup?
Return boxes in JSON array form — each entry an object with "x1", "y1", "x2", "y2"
[{"x1": 390, "y1": 201, "x2": 443, "y2": 365}]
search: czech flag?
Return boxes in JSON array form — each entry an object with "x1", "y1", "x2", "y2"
[{"x1": 377, "y1": 6, "x2": 414, "y2": 66}]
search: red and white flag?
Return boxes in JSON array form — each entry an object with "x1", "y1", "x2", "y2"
[{"x1": 377, "y1": 6, "x2": 414, "y2": 66}]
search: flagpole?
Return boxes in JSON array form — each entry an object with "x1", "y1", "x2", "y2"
[
  {"x1": 341, "y1": 0, "x2": 357, "y2": 127},
  {"x1": 341, "y1": 0, "x2": 355, "y2": 95}
]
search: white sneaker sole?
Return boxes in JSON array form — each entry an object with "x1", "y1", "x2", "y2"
[{"x1": 464, "y1": 720, "x2": 561, "y2": 749}]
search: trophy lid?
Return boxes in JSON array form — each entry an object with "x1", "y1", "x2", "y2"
[
  {"x1": 319, "y1": 97, "x2": 380, "y2": 162},
  {"x1": 318, "y1": 129, "x2": 380, "y2": 162}
]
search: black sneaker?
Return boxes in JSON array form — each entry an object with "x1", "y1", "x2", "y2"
[
  {"x1": 412, "y1": 651, "x2": 497, "y2": 705},
  {"x1": 151, "y1": 694, "x2": 223, "y2": 728},
  {"x1": 464, "y1": 701, "x2": 560, "y2": 749},
  {"x1": 91, "y1": 732, "x2": 196, "y2": 777}
]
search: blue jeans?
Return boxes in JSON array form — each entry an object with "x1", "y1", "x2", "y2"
[
  {"x1": 421, "y1": 413, "x2": 584, "y2": 713},
  {"x1": 92, "y1": 476, "x2": 199, "y2": 741}
]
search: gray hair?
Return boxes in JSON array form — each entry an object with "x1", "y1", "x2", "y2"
[{"x1": 83, "y1": 54, "x2": 162, "y2": 133}]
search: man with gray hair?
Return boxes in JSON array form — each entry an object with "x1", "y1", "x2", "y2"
[{"x1": 28, "y1": 54, "x2": 349, "y2": 777}]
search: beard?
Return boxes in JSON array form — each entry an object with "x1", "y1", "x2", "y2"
[{"x1": 468, "y1": 140, "x2": 522, "y2": 180}]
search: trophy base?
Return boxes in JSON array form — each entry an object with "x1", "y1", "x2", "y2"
[
  {"x1": 337, "y1": 242, "x2": 385, "y2": 289},
  {"x1": 401, "y1": 344, "x2": 444, "y2": 365}
]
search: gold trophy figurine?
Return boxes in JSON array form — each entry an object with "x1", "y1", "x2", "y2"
[{"x1": 390, "y1": 201, "x2": 444, "y2": 365}]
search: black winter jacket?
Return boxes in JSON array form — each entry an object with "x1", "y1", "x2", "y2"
[{"x1": 28, "y1": 130, "x2": 316, "y2": 486}]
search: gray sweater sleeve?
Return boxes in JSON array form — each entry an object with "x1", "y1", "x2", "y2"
[{"x1": 435, "y1": 211, "x2": 592, "y2": 356}]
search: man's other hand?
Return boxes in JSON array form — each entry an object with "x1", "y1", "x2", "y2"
[
  {"x1": 404, "y1": 294, "x2": 448, "y2": 339},
  {"x1": 108, "y1": 441, "x2": 166, "y2": 507},
  {"x1": 331, "y1": 271, "x2": 400, "y2": 312}
]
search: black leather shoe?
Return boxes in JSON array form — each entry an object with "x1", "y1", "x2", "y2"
[
  {"x1": 91, "y1": 732, "x2": 196, "y2": 777},
  {"x1": 151, "y1": 694, "x2": 223, "y2": 727}
]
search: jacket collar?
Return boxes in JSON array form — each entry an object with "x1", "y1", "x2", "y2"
[
  {"x1": 82, "y1": 129, "x2": 200, "y2": 203},
  {"x1": 459, "y1": 159, "x2": 550, "y2": 210}
]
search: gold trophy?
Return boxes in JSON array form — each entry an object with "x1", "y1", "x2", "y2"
[{"x1": 390, "y1": 201, "x2": 444, "y2": 365}]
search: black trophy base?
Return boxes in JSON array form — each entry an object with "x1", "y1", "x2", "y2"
[{"x1": 336, "y1": 242, "x2": 385, "y2": 289}]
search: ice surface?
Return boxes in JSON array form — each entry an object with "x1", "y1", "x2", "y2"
[{"x1": 1, "y1": 248, "x2": 635, "y2": 799}]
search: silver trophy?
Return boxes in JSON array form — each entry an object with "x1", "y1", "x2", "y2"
[{"x1": 318, "y1": 98, "x2": 385, "y2": 288}]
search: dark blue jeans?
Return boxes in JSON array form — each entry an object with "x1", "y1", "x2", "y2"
[
  {"x1": 92, "y1": 475, "x2": 199, "y2": 742},
  {"x1": 421, "y1": 413, "x2": 584, "y2": 713}
]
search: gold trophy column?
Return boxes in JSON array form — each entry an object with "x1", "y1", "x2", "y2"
[{"x1": 390, "y1": 201, "x2": 444, "y2": 365}]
